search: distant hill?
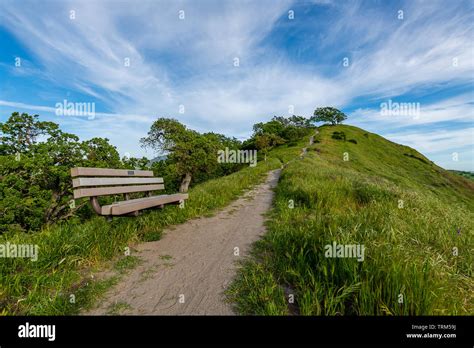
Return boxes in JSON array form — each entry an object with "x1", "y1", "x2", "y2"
[
  {"x1": 449, "y1": 170, "x2": 474, "y2": 181},
  {"x1": 149, "y1": 154, "x2": 168, "y2": 164}
]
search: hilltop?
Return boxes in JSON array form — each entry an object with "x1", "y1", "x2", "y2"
[{"x1": 314, "y1": 125, "x2": 474, "y2": 207}]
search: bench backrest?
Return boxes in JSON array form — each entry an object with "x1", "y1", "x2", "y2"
[{"x1": 71, "y1": 167, "x2": 164, "y2": 199}]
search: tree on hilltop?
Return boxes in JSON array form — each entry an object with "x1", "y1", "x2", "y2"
[{"x1": 311, "y1": 107, "x2": 347, "y2": 125}]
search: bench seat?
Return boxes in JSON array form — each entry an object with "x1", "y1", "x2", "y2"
[{"x1": 102, "y1": 193, "x2": 188, "y2": 215}]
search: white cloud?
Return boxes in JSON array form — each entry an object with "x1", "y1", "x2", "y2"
[
  {"x1": 383, "y1": 127, "x2": 474, "y2": 171},
  {"x1": 350, "y1": 93, "x2": 474, "y2": 128},
  {"x1": 347, "y1": 93, "x2": 474, "y2": 170},
  {"x1": 0, "y1": 100, "x2": 152, "y2": 123},
  {"x1": 0, "y1": 0, "x2": 473, "y2": 169},
  {"x1": 385, "y1": 128, "x2": 474, "y2": 154},
  {"x1": 338, "y1": 1, "x2": 474, "y2": 97}
]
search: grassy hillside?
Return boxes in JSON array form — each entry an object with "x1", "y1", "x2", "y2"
[{"x1": 228, "y1": 124, "x2": 474, "y2": 315}]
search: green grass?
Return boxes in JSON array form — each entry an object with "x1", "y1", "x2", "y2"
[
  {"x1": 228, "y1": 125, "x2": 474, "y2": 315},
  {"x1": 0, "y1": 145, "x2": 305, "y2": 315},
  {"x1": 449, "y1": 170, "x2": 474, "y2": 181},
  {"x1": 106, "y1": 301, "x2": 132, "y2": 315},
  {"x1": 114, "y1": 255, "x2": 142, "y2": 274}
]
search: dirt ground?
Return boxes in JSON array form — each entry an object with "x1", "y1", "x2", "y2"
[{"x1": 85, "y1": 169, "x2": 281, "y2": 315}]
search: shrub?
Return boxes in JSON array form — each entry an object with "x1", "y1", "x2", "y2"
[
  {"x1": 403, "y1": 153, "x2": 429, "y2": 165},
  {"x1": 331, "y1": 131, "x2": 346, "y2": 141}
]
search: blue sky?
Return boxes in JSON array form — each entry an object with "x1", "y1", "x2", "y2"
[{"x1": 0, "y1": 0, "x2": 473, "y2": 170}]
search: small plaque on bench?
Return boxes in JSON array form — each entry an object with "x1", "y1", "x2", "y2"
[{"x1": 128, "y1": 170, "x2": 135, "y2": 176}]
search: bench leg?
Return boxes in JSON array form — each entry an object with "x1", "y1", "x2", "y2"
[
  {"x1": 90, "y1": 197, "x2": 102, "y2": 215},
  {"x1": 105, "y1": 216, "x2": 113, "y2": 222}
]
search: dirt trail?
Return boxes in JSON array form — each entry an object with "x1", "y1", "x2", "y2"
[{"x1": 86, "y1": 169, "x2": 281, "y2": 315}]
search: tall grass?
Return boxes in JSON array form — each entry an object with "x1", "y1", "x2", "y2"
[
  {"x1": 228, "y1": 125, "x2": 473, "y2": 315},
  {"x1": 0, "y1": 155, "x2": 289, "y2": 315}
]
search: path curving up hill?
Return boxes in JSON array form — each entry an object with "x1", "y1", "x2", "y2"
[{"x1": 86, "y1": 169, "x2": 281, "y2": 315}]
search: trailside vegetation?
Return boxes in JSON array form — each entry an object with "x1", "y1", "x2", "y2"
[{"x1": 227, "y1": 125, "x2": 474, "y2": 315}]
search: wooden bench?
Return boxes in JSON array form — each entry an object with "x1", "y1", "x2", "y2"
[{"x1": 71, "y1": 167, "x2": 188, "y2": 217}]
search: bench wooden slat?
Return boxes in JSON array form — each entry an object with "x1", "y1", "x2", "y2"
[
  {"x1": 73, "y1": 184, "x2": 165, "y2": 199},
  {"x1": 101, "y1": 193, "x2": 188, "y2": 215},
  {"x1": 71, "y1": 167, "x2": 153, "y2": 177},
  {"x1": 72, "y1": 177, "x2": 164, "y2": 188}
]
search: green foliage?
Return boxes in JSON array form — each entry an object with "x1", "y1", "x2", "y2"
[
  {"x1": 0, "y1": 112, "x2": 58, "y2": 154},
  {"x1": 0, "y1": 114, "x2": 246, "y2": 232},
  {"x1": 226, "y1": 258, "x2": 288, "y2": 315},
  {"x1": 121, "y1": 156, "x2": 150, "y2": 170},
  {"x1": 140, "y1": 118, "x2": 242, "y2": 192},
  {"x1": 0, "y1": 113, "x2": 124, "y2": 233},
  {"x1": 271, "y1": 115, "x2": 311, "y2": 128},
  {"x1": 199, "y1": 132, "x2": 242, "y2": 180},
  {"x1": 254, "y1": 133, "x2": 285, "y2": 158},
  {"x1": 245, "y1": 115, "x2": 314, "y2": 155},
  {"x1": 311, "y1": 107, "x2": 347, "y2": 125},
  {"x1": 230, "y1": 124, "x2": 474, "y2": 315},
  {"x1": 114, "y1": 256, "x2": 142, "y2": 274},
  {"x1": 403, "y1": 153, "x2": 430, "y2": 164},
  {"x1": 449, "y1": 170, "x2": 474, "y2": 181},
  {"x1": 331, "y1": 131, "x2": 346, "y2": 141},
  {"x1": 253, "y1": 120, "x2": 285, "y2": 137}
]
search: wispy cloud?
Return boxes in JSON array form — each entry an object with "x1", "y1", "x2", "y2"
[
  {"x1": 0, "y1": 0, "x2": 472, "y2": 169},
  {"x1": 0, "y1": 100, "x2": 152, "y2": 123},
  {"x1": 350, "y1": 93, "x2": 474, "y2": 127},
  {"x1": 386, "y1": 128, "x2": 474, "y2": 154},
  {"x1": 385, "y1": 127, "x2": 474, "y2": 171}
]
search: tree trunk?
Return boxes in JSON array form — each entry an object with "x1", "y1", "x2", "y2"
[{"x1": 179, "y1": 172, "x2": 192, "y2": 193}]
